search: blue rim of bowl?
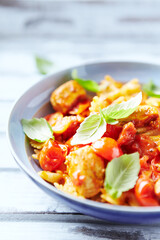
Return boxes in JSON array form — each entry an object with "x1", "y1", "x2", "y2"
[{"x1": 7, "y1": 59, "x2": 160, "y2": 214}]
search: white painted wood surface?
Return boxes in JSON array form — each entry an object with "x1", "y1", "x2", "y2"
[{"x1": 1, "y1": 0, "x2": 160, "y2": 239}]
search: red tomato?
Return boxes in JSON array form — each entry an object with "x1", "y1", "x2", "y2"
[
  {"x1": 135, "y1": 177, "x2": 159, "y2": 206},
  {"x1": 139, "y1": 155, "x2": 150, "y2": 171},
  {"x1": 126, "y1": 135, "x2": 158, "y2": 160},
  {"x1": 39, "y1": 139, "x2": 65, "y2": 172},
  {"x1": 117, "y1": 122, "x2": 136, "y2": 146},
  {"x1": 103, "y1": 124, "x2": 122, "y2": 140},
  {"x1": 62, "y1": 118, "x2": 81, "y2": 141},
  {"x1": 43, "y1": 114, "x2": 53, "y2": 121},
  {"x1": 151, "y1": 156, "x2": 160, "y2": 182},
  {"x1": 92, "y1": 137, "x2": 123, "y2": 161}
]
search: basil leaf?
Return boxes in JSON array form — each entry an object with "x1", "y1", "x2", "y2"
[
  {"x1": 71, "y1": 69, "x2": 99, "y2": 92},
  {"x1": 35, "y1": 56, "x2": 54, "y2": 75},
  {"x1": 104, "y1": 152, "x2": 140, "y2": 199},
  {"x1": 105, "y1": 117, "x2": 119, "y2": 125},
  {"x1": 71, "y1": 69, "x2": 79, "y2": 79},
  {"x1": 143, "y1": 80, "x2": 160, "y2": 98},
  {"x1": 71, "y1": 112, "x2": 106, "y2": 145},
  {"x1": 71, "y1": 94, "x2": 141, "y2": 145},
  {"x1": 100, "y1": 108, "x2": 118, "y2": 125},
  {"x1": 103, "y1": 92, "x2": 142, "y2": 119},
  {"x1": 21, "y1": 118, "x2": 54, "y2": 143}
]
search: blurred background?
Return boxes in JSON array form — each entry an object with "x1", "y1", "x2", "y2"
[
  {"x1": 2, "y1": 0, "x2": 160, "y2": 140},
  {"x1": 1, "y1": 0, "x2": 160, "y2": 96},
  {"x1": 2, "y1": 0, "x2": 160, "y2": 124},
  {"x1": 1, "y1": 0, "x2": 160, "y2": 239}
]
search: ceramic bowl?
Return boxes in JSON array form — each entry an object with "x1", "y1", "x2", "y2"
[{"x1": 7, "y1": 60, "x2": 160, "y2": 223}]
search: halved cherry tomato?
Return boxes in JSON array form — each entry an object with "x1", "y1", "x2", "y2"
[
  {"x1": 117, "y1": 122, "x2": 136, "y2": 146},
  {"x1": 39, "y1": 139, "x2": 65, "y2": 172},
  {"x1": 92, "y1": 137, "x2": 123, "y2": 161},
  {"x1": 139, "y1": 155, "x2": 150, "y2": 171},
  {"x1": 69, "y1": 100, "x2": 90, "y2": 115},
  {"x1": 135, "y1": 177, "x2": 159, "y2": 206},
  {"x1": 126, "y1": 135, "x2": 158, "y2": 160},
  {"x1": 103, "y1": 124, "x2": 122, "y2": 140}
]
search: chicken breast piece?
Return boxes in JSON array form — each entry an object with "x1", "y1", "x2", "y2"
[
  {"x1": 66, "y1": 146, "x2": 104, "y2": 198},
  {"x1": 50, "y1": 80, "x2": 87, "y2": 114},
  {"x1": 120, "y1": 105, "x2": 159, "y2": 128}
]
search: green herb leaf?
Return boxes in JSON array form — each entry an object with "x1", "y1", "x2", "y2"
[
  {"x1": 105, "y1": 117, "x2": 119, "y2": 125},
  {"x1": 71, "y1": 93, "x2": 142, "y2": 145},
  {"x1": 99, "y1": 108, "x2": 118, "y2": 125},
  {"x1": 143, "y1": 80, "x2": 160, "y2": 98},
  {"x1": 21, "y1": 118, "x2": 54, "y2": 142},
  {"x1": 104, "y1": 152, "x2": 140, "y2": 199},
  {"x1": 35, "y1": 56, "x2": 54, "y2": 75},
  {"x1": 103, "y1": 92, "x2": 142, "y2": 119},
  {"x1": 71, "y1": 69, "x2": 99, "y2": 92},
  {"x1": 71, "y1": 112, "x2": 106, "y2": 145}
]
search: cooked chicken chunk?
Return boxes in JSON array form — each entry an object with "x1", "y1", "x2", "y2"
[
  {"x1": 66, "y1": 146, "x2": 104, "y2": 198},
  {"x1": 50, "y1": 80, "x2": 87, "y2": 114},
  {"x1": 120, "y1": 105, "x2": 159, "y2": 127}
]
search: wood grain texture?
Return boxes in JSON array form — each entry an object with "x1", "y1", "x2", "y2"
[
  {"x1": 1, "y1": 1, "x2": 160, "y2": 43},
  {"x1": 0, "y1": 133, "x2": 17, "y2": 168},
  {"x1": 1, "y1": 1, "x2": 160, "y2": 239},
  {"x1": 1, "y1": 217, "x2": 160, "y2": 240},
  {"x1": 0, "y1": 170, "x2": 75, "y2": 213},
  {"x1": 0, "y1": 218, "x2": 152, "y2": 240}
]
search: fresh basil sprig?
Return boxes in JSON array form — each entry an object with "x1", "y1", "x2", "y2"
[
  {"x1": 71, "y1": 110, "x2": 106, "y2": 145},
  {"x1": 71, "y1": 69, "x2": 99, "y2": 92},
  {"x1": 35, "y1": 56, "x2": 54, "y2": 75},
  {"x1": 143, "y1": 80, "x2": 160, "y2": 98},
  {"x1": 21, "y1": 118, "x2": 54, "y2": 142},
  {"x1": 71, "y1": 92, "x2": 142, "y2": 145},
  {"x1": 104, "y1": 152, "x2": 140, "y2": 199},
  {"x1": 103, "y1": 92, "x2": 142, "y2": 119}
]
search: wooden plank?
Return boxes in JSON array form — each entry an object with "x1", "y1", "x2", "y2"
[
  {"x1": 0, "y1": 1, "x2": 160, "y2": 43},
  {"x1": 0, "y1": 215, "x2": 159, "y2": 240},
  {"x1": 0, "y1": 75, "x2": 39, "y2": 101},
  {"x1": 1, "y1": 44, "x2": 160, "y2": 78},
  {"x1": 0, "y1": 51, "x2": 82, "y2": 76},
  {"x1": 0, "y1": 133, "x2": 18, "y2": 168},
  {"x1": 0, "y1": 102, "x2": 14, "y2": 132},
  {"x1": 0, "y1": 170, "x2": 75, "y2": 213}
]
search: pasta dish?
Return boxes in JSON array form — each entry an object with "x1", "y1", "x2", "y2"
[{"x1": 22, "y1": 73, "x2": 160, "y2": 206}]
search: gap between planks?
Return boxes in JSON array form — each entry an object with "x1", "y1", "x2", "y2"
[
  {"x1": 1, "y1": 212, "x2": 160, "y2": 227},
  {"x1": 0, "y1": 213, "x2": 159, "y2": 240}
]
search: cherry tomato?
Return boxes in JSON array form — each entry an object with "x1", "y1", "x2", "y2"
[
  {"x1": 139, "y1": 155, "x2": 150, "y2": 171},
  {"x1": 117, "y1": 122, "x2": 136, "y2": 146},
  {"x1": 92, "y1": 137, "x2": 123, "y2": 161},
  {"x1": 69, "y1": 100, "x2": 90, "y2": 115},
  {"x1": 151, "y1": 156, "x2": 160, "y2": 182},
  {"x1": 39, "y1": 139, "x2": 65, "y2": 172},
  {"x1": 103, "y1": 124, "x2": 122, "y2": 140},
  {"x1": 135, "y1": 177, "x2": 159, "y2": 206},
  {"x1": 126, "y1": 135, "x2": 158, "y2": 160}
]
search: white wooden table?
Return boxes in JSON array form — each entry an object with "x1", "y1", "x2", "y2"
[{"x1": 1, "y1": 1, "x2": 160, "y2": 239}]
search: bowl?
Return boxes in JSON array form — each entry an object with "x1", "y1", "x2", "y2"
[{"x1": 7, "y1": 60, "x2": 160, "y2": 224}]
